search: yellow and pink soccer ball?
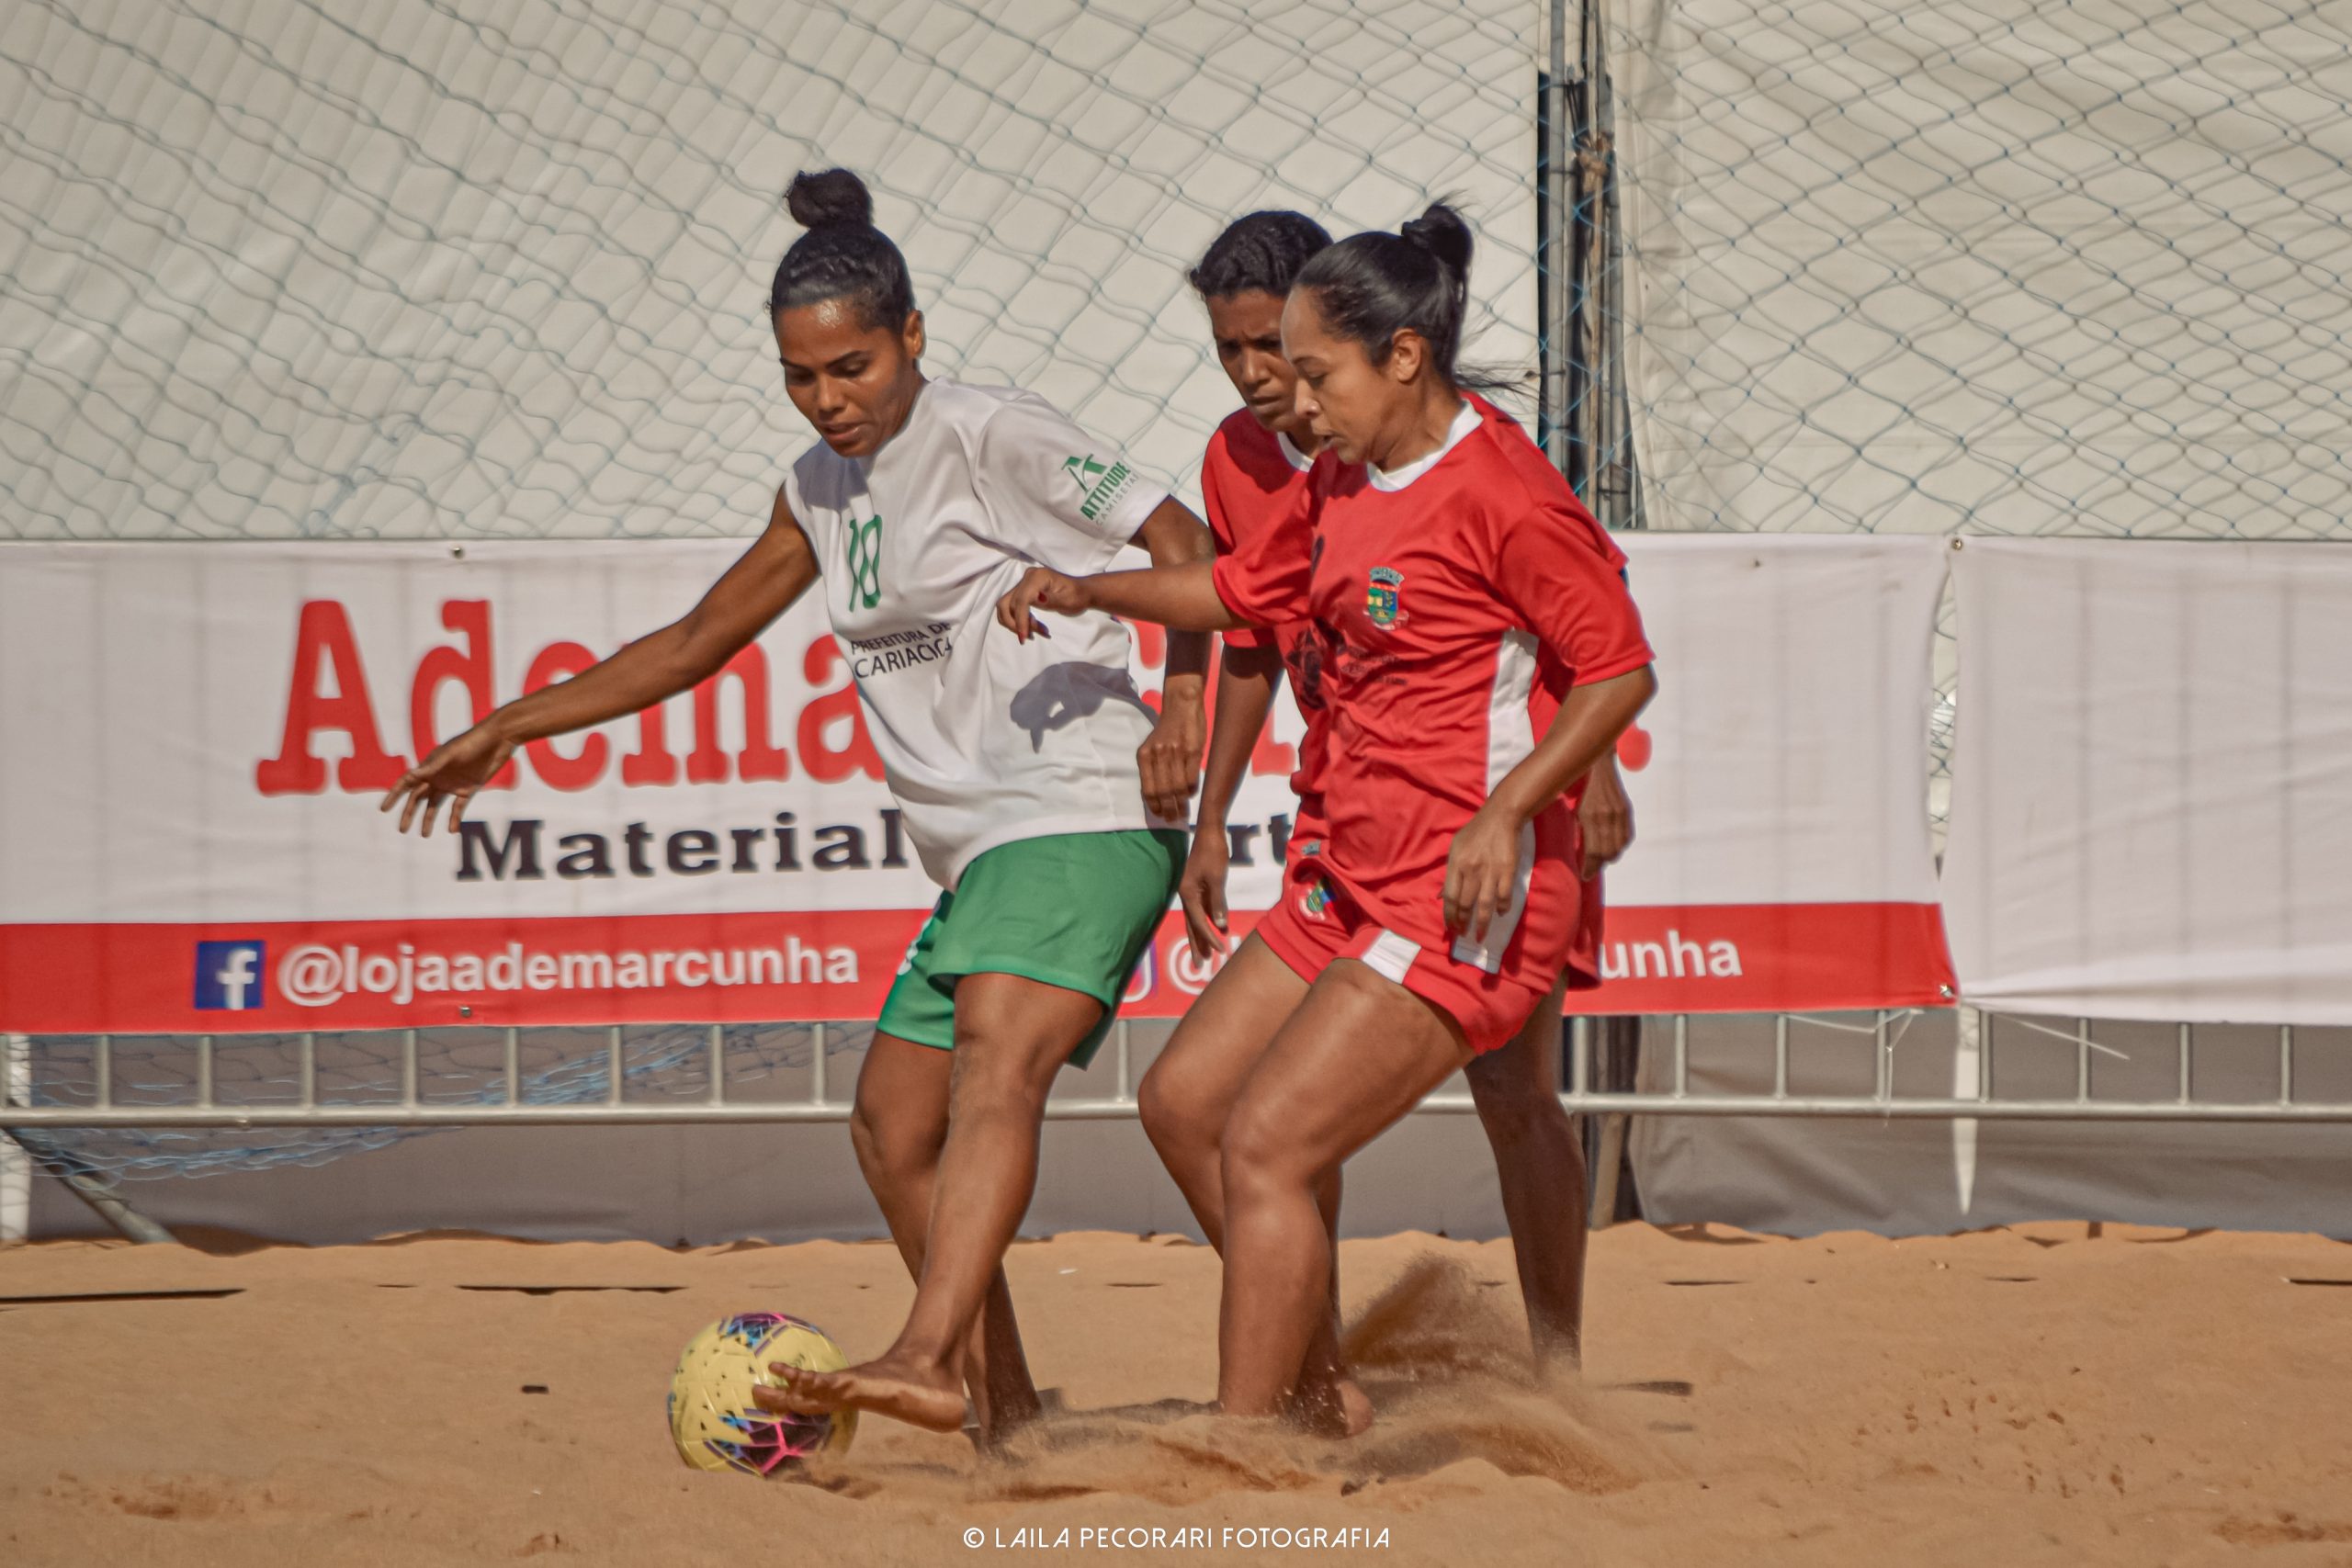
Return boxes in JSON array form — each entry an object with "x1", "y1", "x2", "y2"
[{"x1": 668, "y1": 1312, "x2": 857, "y2": 1475}]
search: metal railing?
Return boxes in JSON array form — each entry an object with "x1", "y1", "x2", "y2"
[{"x1": 7, "y1": 1011, "x2": 2346, "y2": 1129}]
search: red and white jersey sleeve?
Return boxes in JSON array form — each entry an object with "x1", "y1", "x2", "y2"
[
  {"x1": 1209, "y1": 505, "x2": 1316, "y2": 631},
  {"x1": 1201, "y1": 412, "x2": 1330, "y2": 804},
  {"x1": 1487, "y1": 499, "x2": 1653, "y2": 689},
  {"x1": 1199, "y1": 413, "x2": 1313, "y2": 651}
]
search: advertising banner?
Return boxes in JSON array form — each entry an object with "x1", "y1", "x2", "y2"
[{"x1": 0, "y1": 535, "x2": 1955, "y2": 1031}]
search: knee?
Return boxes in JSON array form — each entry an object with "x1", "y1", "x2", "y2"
[
  {"x1": 851, "y1": 1089, "x2": 943, "y2": 1182},
  {"x1": 946, "y1": 1029, "x2": 1060, "y2": 1120},
  {"x1": 1137, "y1": 1060, "x2": 1220, "y2": 1156},
  {"x1": 1220, "y1": 1100, "x2": 1314, "y2": 1201}
]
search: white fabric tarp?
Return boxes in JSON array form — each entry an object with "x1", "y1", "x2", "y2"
[{"x1": 1943, "y1": 537, "x2": 2352, "y2": 1024}]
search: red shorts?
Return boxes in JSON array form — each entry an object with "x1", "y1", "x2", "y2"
[
  {"x1": 1565, "y1": 865, "x2": 1605, "y2": 991},
  {"x1": 1255, "y1": 863, "x2": 1551, "y2": 1055}
]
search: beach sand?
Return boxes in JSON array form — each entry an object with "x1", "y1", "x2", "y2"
[{"x1": 4, "y1": 1221, "x2": 2349, "y2": 1565}]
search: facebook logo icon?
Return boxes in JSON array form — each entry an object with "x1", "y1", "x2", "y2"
[{"x1": 193, "y1": 941, "x2": 267, "y2": 1011}]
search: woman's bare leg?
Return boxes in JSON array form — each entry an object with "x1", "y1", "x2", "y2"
[
  {"x1": 1137, "y1": 938, "x2": 1366, "y2": 1433},
  {"x1": 846, "y1": 1032, "x2": 1043, "y2": 1439},
  {"x1": 1464, "y1": 974, "x2": 1587, "y2": 1371},
  {"x1": 769, "y1": 975, "x2": 1102, "y2": 1431},
  {"x1": 1216, "y1": 961, "x2": 1473, "y2": 1416}
]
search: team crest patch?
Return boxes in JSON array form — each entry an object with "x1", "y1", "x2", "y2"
[
  {"x1": 1299, "y1": 876, "x2": 1337, "y2": 921},
  {"x1": 1365, "y1": 566, "x2": 1404, "y2": 628}
]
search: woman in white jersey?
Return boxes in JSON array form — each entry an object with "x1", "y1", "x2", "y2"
[{"x1": 381, "y1": 170, "x2": 1212, "y2": 1439}]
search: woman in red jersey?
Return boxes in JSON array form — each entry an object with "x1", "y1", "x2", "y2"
[
  {"x1": 1136, "y1": 210, "x2": 1637, "y2": 1431},
  {"x1": 1000, "y1": 204, "x2": 1656, "y2": 1419}
]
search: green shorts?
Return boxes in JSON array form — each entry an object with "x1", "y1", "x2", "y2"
[{"x1": 876, "y1": 829, "x2": 1185, "y2": 1069}]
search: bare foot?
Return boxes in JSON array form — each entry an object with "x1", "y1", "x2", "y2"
[
  {"x1": 1335, "y1": 1376, "x2": 1374, "y2": 1437},
  {"x1": 1285, "y1": 1372, "x2": 1375, "y2": 1438},
  {"x1": 756, "y1": 1353, "x2": 967, "y2": 1434}
]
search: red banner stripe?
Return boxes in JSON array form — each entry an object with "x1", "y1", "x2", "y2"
[{"x1": 1, "y1": 902, "x2": 1952, "y2": 1034}]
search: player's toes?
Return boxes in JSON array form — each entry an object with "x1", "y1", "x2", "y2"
[{"x1": 759, "y1": 1365, "x2": 844, "y2": 1414}]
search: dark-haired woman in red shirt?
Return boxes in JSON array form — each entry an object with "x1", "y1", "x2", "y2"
[{"x1": 1000, "y1": 204, "x2": 1655, "y2": 1419}]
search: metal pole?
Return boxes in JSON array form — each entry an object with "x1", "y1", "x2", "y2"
[
  {"x1": 2, "y1": 1034, "x2": 31, "y2": 1243},
  {"x1": 1589, "y1": 0, "x2": 1640, "y2": 534},
  {"x1": 809, "y1": 1021, "x2": 828, "y2": 1107},
  {"x1": 1951, "y1": 1006, "x2": 1984, "y2": 1215},
  {"x1": 1875, "y1": 1010, "x2": 1892, "y2": 1106},
  {"x1": 1589, "y1": 1111, "x2": 1628, "y2": 1228},
  {"x1": 1543, "y1": 0, "x2": 1574, "y2": 473}
]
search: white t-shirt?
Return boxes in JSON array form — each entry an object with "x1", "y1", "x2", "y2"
[{"x1": 782, "y1": 378, "x2": 1172, "y2": 890}]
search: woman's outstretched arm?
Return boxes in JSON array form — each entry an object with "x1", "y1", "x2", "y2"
[
  {"x1": 996, "y1": 559, "x2": 1240, "y2": 641},
  {"x1": 381, "y1": 483, "x2": 820, "y2": 835}
]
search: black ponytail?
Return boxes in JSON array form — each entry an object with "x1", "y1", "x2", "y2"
[
  {"x1": 1398, "y1": 204, "x2": 1473, "y2": 286},
  {"x1": 1188, "y1": 210, "x2": 1334, "y2": 299},
  {"x1": 1292, "y1": 201, "x2": 1508, "y2": 391},
  {"x1": 770, "y1": 169, "x2": 916, "y2": 332}
]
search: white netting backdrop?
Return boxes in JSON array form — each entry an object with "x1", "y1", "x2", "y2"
[
  {"x1": 0, "y1": 0, "x2": 1537, "y2": 543},
  {"x1": 1595, "y1": 0, "x2": 2352, "y2": 851},
  {"x1": 0, "y1": 0, "x2": 1542, "y2": 1181},
  {"x1": 1609, "y1": 0, "x2": 2352, "y2": 539}
]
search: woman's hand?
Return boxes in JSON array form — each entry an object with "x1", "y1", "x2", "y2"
[
  {"x1": 1577, "y1": 753, "x2": 1635, "y2": 877},
  {"x1": 1442, "y1": 803, "x2": 1525, "y2": 942},
  {"x1": 380, "y1": 721, "x2": 515, "y2": 837},
  {"x1": 1137, "y1": 679, "x2": 1204, "y2": 824},
  {"x1": 1177, "y1": 827, "x2": 1233, "y2": 961},
  {"x1": 995, "y1": 567, "x2": 1092, "y2": 642}
]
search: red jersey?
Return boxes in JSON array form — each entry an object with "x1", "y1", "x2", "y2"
[
  {"x1": 1211, "y1": 397, "x2": 1652, "y2": 990},
  {"x1": 1199, "y1": 410, "x2": 1329, "y2": 805}
]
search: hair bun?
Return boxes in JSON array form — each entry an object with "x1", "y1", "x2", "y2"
[
  {"x1": 786, "y1": 168, "x2": 875, "y2": 231},
  {"x1": 1400, "y1": 202, "x2": 1474, "y2": 277}
]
